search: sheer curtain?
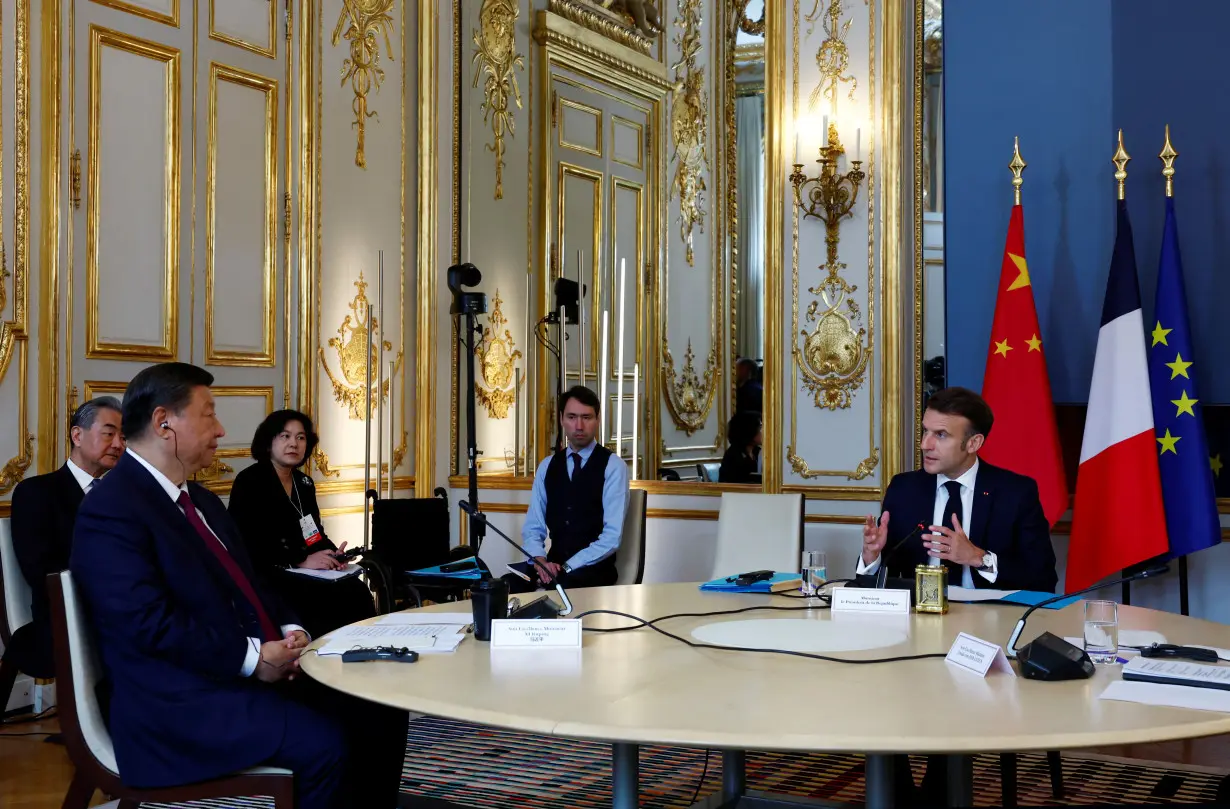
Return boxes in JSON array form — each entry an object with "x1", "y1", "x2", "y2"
[{"x1": 735, "y1": 95, "x2": 765, "y2": 362}]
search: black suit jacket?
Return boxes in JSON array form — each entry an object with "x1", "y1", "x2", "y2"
[
  {"x1": 227, "y1": 460, "x2": 336, "y2": 572},
  {"x1": 9, "y1": 464, "x2": 85, "y2": 677},
  {"x1": 71, "y1": 452, "x2": 299, "y2": 788},
  {"x1": 875, "y1": 461, "x2": 1058, "y2": 592}
]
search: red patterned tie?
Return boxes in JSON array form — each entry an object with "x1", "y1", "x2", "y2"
[{"x1": 177, "y1": 490, "x2": 280, "y2": 643}]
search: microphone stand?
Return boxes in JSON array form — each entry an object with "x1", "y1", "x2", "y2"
[
  {"x1": 461, "y1": 312, "x2": 484, "y2": 551},
  {"x1": 458, "y1": 500, "x2": 573, "y2": 617}
]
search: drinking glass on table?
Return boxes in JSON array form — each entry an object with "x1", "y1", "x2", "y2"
[
  {"x1": 1084, "y1": 600, "x2": 1119, "y2": 664},
  {"x1": 801, "y1": 550, "x2": 827, "y2": 596}
]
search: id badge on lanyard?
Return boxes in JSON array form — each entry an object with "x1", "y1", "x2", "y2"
[{"x1": 300, "y1": 514, "x2": 323, "y2": 547}]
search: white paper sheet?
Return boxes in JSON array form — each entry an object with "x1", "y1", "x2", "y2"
[
  {"x1": 1099, "y1": 679, "x2": 1230, "y2": 713},
  {"x1": 282, "y1": 564, "x2": 362, "y2": 581},
  {"x1": 947, "y1": 586, "x2": 1020, "y2": 602},
  {"x1": 316, "y1": 624, "x2": 463, "y2": 656},
  {"x1": 377, "y1": 612, "x2": 473, "y2": 626}
]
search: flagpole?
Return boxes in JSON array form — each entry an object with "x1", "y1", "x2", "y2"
[
  {"x1": 1161, "y1": 124, "x2": 1190, "y2": 617},
  {"x1": 1115, "y1": 129, "x2": 1134, "y2": 608}
]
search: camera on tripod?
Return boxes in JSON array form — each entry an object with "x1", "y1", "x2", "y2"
[
  {"x1": 448, "y1": 262, "x2": 487, "y2": 315},
  {"x1": 546, "y1": 278, "x2": 583, "y2": 325}
]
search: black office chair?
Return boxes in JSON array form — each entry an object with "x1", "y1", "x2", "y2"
[{"x1": 369, "y1": 493, "x2": 452, "y2": 610}]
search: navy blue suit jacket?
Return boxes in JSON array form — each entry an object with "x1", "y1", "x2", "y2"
[
  {"x1": 876, "y1": 461, "x2": 1058, "y2": 593},
  {"x1": 70, "y1": 452, "x2": 302, "y2": 788}
]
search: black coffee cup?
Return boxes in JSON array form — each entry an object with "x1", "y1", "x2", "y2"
[{"x1": 470, "y1": 577, "x2": 509, "y2": 641}]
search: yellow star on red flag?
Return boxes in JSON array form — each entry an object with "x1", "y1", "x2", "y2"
[
  {"x1": 1025, "y1": 334, "x2": 1042, "y2": 352},
  {"x1": 993, "y1": 339, "x2": 1012, "y2": 358},
  {"x1": 1006, "y1": 253, "x2": 1031, "y2": 291}
]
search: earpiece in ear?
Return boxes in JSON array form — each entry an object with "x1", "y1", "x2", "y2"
[{"x1": 160, "y1": 421, "x2": 170, "y2": 430}]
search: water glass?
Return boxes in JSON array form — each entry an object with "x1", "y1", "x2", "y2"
[
  {"x1": 801, "y1": 550, "x2": 827, "y2": 595},
  {"x1": 1083, "y1": 600, "x2": 1119, "y2": 664}
]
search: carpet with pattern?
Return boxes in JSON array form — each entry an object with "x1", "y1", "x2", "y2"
[{"x1": 139, "y1": 715, "x2": 1228, "y2": 807}]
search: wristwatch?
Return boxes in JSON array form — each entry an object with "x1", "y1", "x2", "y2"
[
  {"x1": 976, "y1": 552, "x2": 994, "y2": 572},
  {"x1": 562, "y1": 563, "x2": 573, "y2": 574}
]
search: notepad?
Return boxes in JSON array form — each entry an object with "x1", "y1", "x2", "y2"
[
  {"x1": 1121, "y1": 656, "x2": 1230, "y2": 692},
  {"x1": 700, "y1": 572, "x2": 803, "y2": 594},
  {"x1": 283, "y1": 564, "x2": 362, "y2": 581}
]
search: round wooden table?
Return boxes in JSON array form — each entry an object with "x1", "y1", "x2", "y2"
[{"x1": 300, "y1": 582, "x2": 1230, "y2": 808}]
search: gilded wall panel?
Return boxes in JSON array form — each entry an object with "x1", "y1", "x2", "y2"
[
  {"x1": 85, "y1": 27, "x2": 181, "y2": 361},
  {"x1": 317, "y1": 0, "x2": 410, "y2": 481},
  {"x1": 205, "y1": 63, "x2": 277, "y2": 366},
  {"x1": 209, "y1": 0, "x2": 277, "y2": 59}
]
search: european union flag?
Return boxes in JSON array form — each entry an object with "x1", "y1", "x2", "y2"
[{"x1": 1147, "y1": 197, "x2": 1220, "y2": 558}]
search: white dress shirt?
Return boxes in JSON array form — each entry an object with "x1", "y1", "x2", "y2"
[
  {"x1": 522, "y1": 440, "x2": 629, "y2": 571},
  {"x1": 127, "y1": 448, "x2": 305, "y2": 677},
  {"x1": 65, "y1": 458, "x2": 97, "y2": 493},
  {"x1": 856, "y1": 459, "x2": 998, "y2": 587}
]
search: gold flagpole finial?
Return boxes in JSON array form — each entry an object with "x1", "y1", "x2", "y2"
[
  {"x1": 1009, "y1": 136, "x2": 1026, "y2": 206},
  {"x1": 1160, "y1": 124, "x2": 1178, "y2": 198},
  {"x1": 1113, "y1": 129, "x2": 1131, "y2": 201}
]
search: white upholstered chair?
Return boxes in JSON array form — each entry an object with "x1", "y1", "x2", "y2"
[
  {"x1": 615, "y1": 489, "x2": 647, "y2": 585},
  {"x1": 709, "y1": 493, "x2": 804, "y2": 579},
  {"x1": 0, "y1": 517, "x2": 33, "y2": 708},
  {"x1": 48, "y1": 571, "x2": 295, "y2": 809}
]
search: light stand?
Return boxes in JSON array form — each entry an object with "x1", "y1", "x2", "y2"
[{"x1": 449, "y1": 262, "x2": 487, "y2": 553}]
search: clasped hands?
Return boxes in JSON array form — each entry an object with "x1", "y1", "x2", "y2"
[
  {"x1": 255, "y1": 630, "x2": 309, "y2": 683},
  {"x1": 861, "y1": 511, "x2": 984, "y2": 568},
  {"x1": 532, "y1": 556, "x2": 562, "y2": 585}
]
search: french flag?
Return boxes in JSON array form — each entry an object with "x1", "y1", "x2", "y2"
[{"x1": 1066, "y1": 200, "x2": 1169, "y2": 591}]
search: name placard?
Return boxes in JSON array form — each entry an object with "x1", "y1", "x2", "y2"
[
  {"x1": 830, "y1": 588, "x2": 912, "y2": 615},
  {"x1": 490, "y1": 619, "x2": 583, "y2": 649},
  {"x1": 945, "y1": 632, "x2": 1016, "y2": 677}
]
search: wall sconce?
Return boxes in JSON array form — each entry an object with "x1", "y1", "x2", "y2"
[{"x1": 789, "y1": 121, "x2": 865, "y2": 269}]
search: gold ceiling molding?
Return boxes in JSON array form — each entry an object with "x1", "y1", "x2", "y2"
[
  {"x1": 331, "y1": 0, "x2": 395, "y2": 169},
  {"x1": 669, "y1": 0, "x2": 707, "y2": 266},
  {"x1": 662, "y1": 339, "x2": 717, "y2": 436},
  {"x1": 472, "y1": 0, "x2": 524, "y2": 200},
  {"x1": 534, "y1": 11, "x2": 674, "y2": 94},
  {"x1": 806, "y1": 0, "x2": 857, "y2": 108},
  {"x1": 319, "y1": 272, "x2": 403, "y2": 420},
  {"x1": 547, "y1": 0, "x2": 655, "y2": 56},
  {"x1": 475, "y1": 290, "x2": 522, "y2": 419}
]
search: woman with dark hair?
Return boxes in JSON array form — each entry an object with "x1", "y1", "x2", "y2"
[
  {"x1": 719, "y1": 410, "x2": 762, "y2": 484},
  {"x1": 227, "y1": 409, "x2": 374, "y2": 637}
]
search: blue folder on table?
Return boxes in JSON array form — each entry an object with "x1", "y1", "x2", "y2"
[
  {"x1": 407, "y1": 557, "x2": 485, "y2": 580},
  {"x1": 946, "y1": 587, "x2": 1081, "y2": 610},
  {"x1": 700, "y1": 571, "x2": 799, "y2": 594}
]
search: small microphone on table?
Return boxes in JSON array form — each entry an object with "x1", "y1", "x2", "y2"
[{"x1": 1006, "y1": 565, "x2": 1169, "y2": 681}]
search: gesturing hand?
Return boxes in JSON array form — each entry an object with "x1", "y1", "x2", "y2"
[
  {"x1": 861, "y1": 511, "x2": 889, "y2": 566},
  {"x1": 924, "y1": 515, "x2": 983, "y2": 567}
]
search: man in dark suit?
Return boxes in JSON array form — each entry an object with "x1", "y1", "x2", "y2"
[
  {"x1": 857, "y1": 386, "x2": 1056, "y2": 806},
  {"x1": 7, "y1": 397, "x2": 123, "y2": 680},
  {"x1": 70, "y1": 363, "x2": 407, "y2": 809},
  {"x1": 858, "y1": 386, "x2": 1057, "y2": 592}
]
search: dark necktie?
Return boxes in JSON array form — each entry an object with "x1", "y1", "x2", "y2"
[
  {"x1": 177, "y1": 491, "x2": 280, "y2": 643},
  {"x1": 570, "y1": 452, "x2": 582, "y2": 480},
  {"x1": 941, "y1": 480, "x2": 965, "y2": 582}
]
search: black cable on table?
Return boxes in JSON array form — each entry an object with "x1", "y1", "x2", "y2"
[{"x1": 575, "y1": 607, "x2": 948, "y2": 665}]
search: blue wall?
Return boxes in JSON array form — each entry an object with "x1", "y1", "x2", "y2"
[{"x1": 945, "y1": 0, "x2": 1230, "y2": 403}]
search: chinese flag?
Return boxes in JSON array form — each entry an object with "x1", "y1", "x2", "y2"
[{"x1": 979, "y1": 205, "x2": 1069, "y2": 525}]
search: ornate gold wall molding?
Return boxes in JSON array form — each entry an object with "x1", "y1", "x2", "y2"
[
  {"x1": 472, "y1": 0, "x2": 524, "y2": 200},
  {"x1": 806, "y1": 0, "x2": 857, "y2": 107},
  {"x1": 547, "y1": 0, "x2": 655, "y2": 56},
  {"x1": 414, "y1": 0, "x2": 439, "y2": 498},
  {"x1": 312, "y1": 445, "x2": 341, "y2": 478},
  {"x1": 662, "y1": 339, "x2": 716, "y2": 436},
  {"x1": 319, "y1": 272, "x2": 402, "y2": 419},
  {"x1": 331, "y1": 0, "x2": 395, "y2": 169},
  {"x1": 474, "y1": 290, "x2": 522, "y2": 419},
  {"x1": 669, "y1": 0, "x2": 707, "y2": 266}
]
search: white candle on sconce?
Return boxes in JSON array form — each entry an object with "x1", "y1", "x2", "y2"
[
  {"x1": 856, "y1": 128, "x2": 862, "y2": 162},
  {"x1": 820, "y1": 115, "x2": 829, "y2": 149},
  {"x1": 794, "y1": 131, "x2": 800, "y2": 163}
]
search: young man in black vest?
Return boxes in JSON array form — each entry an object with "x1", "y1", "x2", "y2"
[{"x1": 509, "y1": 386, "x2": 629, "y2": 592}]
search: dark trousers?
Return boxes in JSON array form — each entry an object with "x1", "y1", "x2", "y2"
[
  {"x1": 503, "y1": 561, "x2": 617, "y2": 594},
  {"x1": 266, "y1": 676, "x2": 409, "y2": 809}
]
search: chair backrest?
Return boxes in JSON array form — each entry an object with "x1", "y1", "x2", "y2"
[
  {"x1": 615, "y1": 489, "x2": 647, "y2": 585},
  {"x1": 698, "y1": 463, "x2": 720, "y2": 483},
  {"x1": 371, "y1": 497, "x2": 451, "y2": 573},
  {"x1": 0, "y1": 517, "x2": 32, "y2": 644},
  {"x1": 710, "y1": 493, "x2": 804, "y2": 579},
  {"x1": 48, "y1": 571, "x2": 120, "y2": 777}
]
